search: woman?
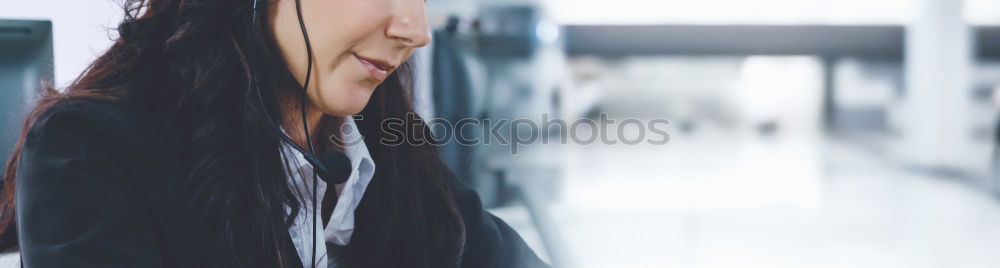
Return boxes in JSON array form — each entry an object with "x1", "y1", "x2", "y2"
[{"x1": 0, "y1": 0, "x2": 547, "y2": 267}]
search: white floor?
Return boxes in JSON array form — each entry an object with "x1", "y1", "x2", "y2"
[{"x1": 493, "y1": 133, "x2": 1000, "y2": 268}]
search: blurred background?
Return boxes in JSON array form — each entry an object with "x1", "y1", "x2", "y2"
[{"x1": 4, "y1": 0, "x2": 1000, "y2": 267}]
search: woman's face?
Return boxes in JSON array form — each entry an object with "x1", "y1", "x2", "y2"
[{"x1": 270, "y1": 0, "x2": 431, "y2": 116}]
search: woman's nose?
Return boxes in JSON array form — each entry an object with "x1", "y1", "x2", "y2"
[{"x1": 386, "y1": 0, "x2": 432, "y2": 48}]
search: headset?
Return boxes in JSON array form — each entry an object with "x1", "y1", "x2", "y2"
[{"x1": 250, "y1": 0, "x2": 351, "y2": 266}]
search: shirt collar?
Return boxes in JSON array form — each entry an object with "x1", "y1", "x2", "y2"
[
  {"x1": 279, "y1": 116, "x2": 376, "y2": 246},
  {"x1": 338, "y1": 116, "x2": 375, "y2": 187},
  {"x1": 324, "y1": 115, "x2": 375, "y2": 245}
]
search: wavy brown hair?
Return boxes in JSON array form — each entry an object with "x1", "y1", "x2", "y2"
[{"x1": 0, "y1": 0, "x2": 465, "y2": 267}]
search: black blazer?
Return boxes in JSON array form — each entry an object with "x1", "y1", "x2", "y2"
[{"x1": 14, "y1": 100, "x2": 547, "y2": 267}]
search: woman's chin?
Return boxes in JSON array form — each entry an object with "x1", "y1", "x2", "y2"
[
  {"x1": 320, "y1": 96, "x2": 370, "y2": 116},
  {"x1": 342, "y1": 103, "x2": 367, "y2": 116},
  {"x1": 313, "y1": 81, "x2": 376, "y2": 116},
  {"x1": 320, "y1": 105, "x2": 361, "y2": 117}
]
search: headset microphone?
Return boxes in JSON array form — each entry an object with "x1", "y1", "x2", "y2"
[
  {"x1": 316, "y1": 151, "x2": 352, "y2": 185},
  {"x1": 284, "y1": 138, "x2": 352, "y2": 185}
]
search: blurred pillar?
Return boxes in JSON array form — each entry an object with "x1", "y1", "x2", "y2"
[
  {"x1": 822, "y1": 57, "x2": 837, "y2": 132},
  {"x1": 900, "y1": 0, "x2": 974, "y2": 169}
]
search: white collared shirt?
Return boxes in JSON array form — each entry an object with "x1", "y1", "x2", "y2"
[{"x1": 282, "y1": 116, "x2": 376, "y2": 268}]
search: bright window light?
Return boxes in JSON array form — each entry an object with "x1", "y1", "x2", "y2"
[{"x1": 545, "y1": 0, "x2": 1000, "y2": 26}]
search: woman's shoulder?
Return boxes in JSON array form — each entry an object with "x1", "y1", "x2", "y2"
[
  {"x1": 34, "y1": 97, "x2": 141, "y2": 125},
  {"x1": 29, "y1": 97, "x2": 153, "y2": 140},
  {"x1": 21, "y1": 96, "x2": 187, "y2": 196},
  {"x1": 25, "y1": 96, "x2": 176, "y2": 165},
  {"x1": 14, "y1": 97, "x2": 187, "y2": 268}
]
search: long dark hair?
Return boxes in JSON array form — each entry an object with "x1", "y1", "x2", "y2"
[{"x1": 0, "y1": 0, "x2": 465, "y2": 267}]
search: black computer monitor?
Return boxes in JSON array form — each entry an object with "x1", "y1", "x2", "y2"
[{"x1": 0, "y1": 19, "x2": 53, "y2": 177}]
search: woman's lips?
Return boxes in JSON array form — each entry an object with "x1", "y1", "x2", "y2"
[{"x1": 353, "y1": 53, "x2": 391, "y2": 82}]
